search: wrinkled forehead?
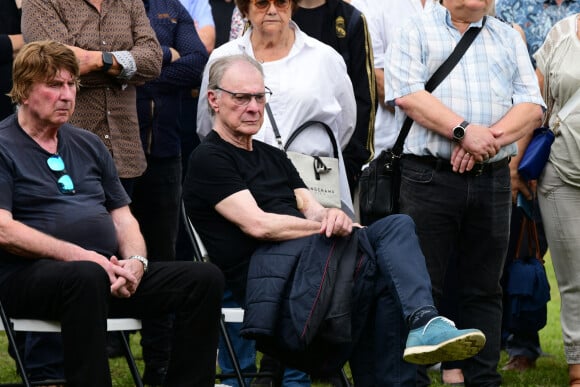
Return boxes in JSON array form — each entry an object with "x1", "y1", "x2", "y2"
[{"x1": 220, "y1": 61, "x2": 265, "y2": 91}]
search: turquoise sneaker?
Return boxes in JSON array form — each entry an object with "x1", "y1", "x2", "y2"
[{"x1": 403, "y1": 316, "x2": 486, "y2": 365}]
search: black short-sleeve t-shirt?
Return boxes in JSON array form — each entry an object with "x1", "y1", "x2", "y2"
[
  {"x1": 183, "y1": 131, "x2": 306, "y2": 292},
  {"x1": 0, "y1": 115, "x2": 130, "y2": 278}
]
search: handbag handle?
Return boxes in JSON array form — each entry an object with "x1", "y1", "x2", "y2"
[
  {"x1": 514, "y1": 217, "x2": 543, "y2": 264},
  {"x1": 391, "y1": 17, "x2": 487, "y2": 158},
  {"x1": 285, "y1": 121, "x2": 339, "y2": 158},
  {"x1": 265, "y1": 103, "x2": 339, "y2": 158}
]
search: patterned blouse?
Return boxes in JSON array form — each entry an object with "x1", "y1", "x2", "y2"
[
  {"x1": 22, "y1": 0, "x2": 162, "y2": 178},
  {"x1": 496, "y1": 0, "x2": 580, "y2": 64}
]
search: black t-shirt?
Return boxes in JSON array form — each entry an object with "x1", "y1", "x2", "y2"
[
  {"x1": 183, "y1": 131, "x2": 306, "y2": 295},
  {"x1": 0, "y1": 115, "x2": 130, "y2": 279},
  {"x1": 292, "y1": 4, "x2": 327, "y2": 42}
]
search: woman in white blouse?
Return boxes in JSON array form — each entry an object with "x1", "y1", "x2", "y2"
[{"x1": 197, "y1": 0, "x2": 356, "y2": 215}]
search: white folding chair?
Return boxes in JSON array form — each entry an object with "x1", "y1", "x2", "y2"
[{"x1": 0, "y1": 302, "x2": 143, "y2": 387}]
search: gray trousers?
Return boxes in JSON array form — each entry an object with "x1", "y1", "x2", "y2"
[{"x1": 538, "y1": 162, "x2": 580, "y2": 363}]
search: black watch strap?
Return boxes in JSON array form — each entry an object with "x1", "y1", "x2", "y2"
[{"x1": 101, "y1": 52, "x2": 113, "y2": 72}]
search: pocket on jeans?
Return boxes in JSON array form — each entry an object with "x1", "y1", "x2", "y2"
[{"x1": 400, "y1": 162, "x2": 434, "y2": 184}]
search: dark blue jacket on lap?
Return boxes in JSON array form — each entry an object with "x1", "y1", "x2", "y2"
[{"x1": 241, "y1": 228, "x2": 376, "y2": 376}]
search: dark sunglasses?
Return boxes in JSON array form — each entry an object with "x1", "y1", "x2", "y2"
[
  {"x1": 252, "y1": 0, "x2": 291, "y2": 10},
  {"x1": 47, "y1": 154, "x2": 75, "y2": 194}
]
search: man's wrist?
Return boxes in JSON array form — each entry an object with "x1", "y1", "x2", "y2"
[
  {"x1": 452, "y1": 120, "x2": 470, "y2": 142},
  {"x1": 129, "y1": 255, "x2": 148, "y2": 272}
]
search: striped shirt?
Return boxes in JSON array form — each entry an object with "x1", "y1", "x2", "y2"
[{"x1": 385, "y1": 4, "x2": 545, "y2": 161}]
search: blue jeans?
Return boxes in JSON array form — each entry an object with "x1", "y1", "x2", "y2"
[
  {"x1": 350, "y1": 215, "x2": 437, "y2": 386},
  {"x1": 399, "y1": 156, "x2": 511, "y2": 387},
  {"x1": 9, "y1": 332, "x2": 65, "y2": 381}
]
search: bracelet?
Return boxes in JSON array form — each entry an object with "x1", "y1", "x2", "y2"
[{"x1": 129, "y1": 255, "x2": 148, "y2": 273}]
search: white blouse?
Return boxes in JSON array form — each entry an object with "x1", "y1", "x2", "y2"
[{"x1": 197, "y1": 22, "x2": 357, "y2": 213}]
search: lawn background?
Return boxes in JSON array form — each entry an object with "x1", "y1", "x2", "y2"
[{"x1": 0, "y1": 253, "x2": 568, "y2": 386}]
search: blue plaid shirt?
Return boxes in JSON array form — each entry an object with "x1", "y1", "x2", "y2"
[
  {"x1": 496, "y1": 0, "x2": 580, "y2": 66},
  {"x1": 385, "y1": 4, "x2": 545, "y2": 161}
]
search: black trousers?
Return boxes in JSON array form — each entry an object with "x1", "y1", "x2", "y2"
[
  {"x1": 132, "y1": 155, "x2": 183, "y2": 370},
  {"x1": 0, "y1": 259, "x2": 224, "y2": 387}
]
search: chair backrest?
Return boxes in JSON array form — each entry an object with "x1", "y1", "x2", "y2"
[{"x1": 180, "y1": 200, "x2": 210, "y2": 263}]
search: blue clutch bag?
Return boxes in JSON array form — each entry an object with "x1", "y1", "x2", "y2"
[{"x1": 518, "y1": 127, "x2": 555, "y2": 181}]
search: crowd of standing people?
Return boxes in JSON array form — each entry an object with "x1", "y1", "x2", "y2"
[{"x1": 0, "y1": 0, "x2": 580, "y2": 386}]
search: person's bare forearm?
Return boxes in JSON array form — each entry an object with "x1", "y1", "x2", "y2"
[
  {"x1": 395, "y1": 90, "x2": 464, "y2": 139},
  {"x1": 491, "y1": 103, "x2": 543, "y2": 147},
  {"x1": 111, "y1": 207, "x2": 147, "y2": 260}
]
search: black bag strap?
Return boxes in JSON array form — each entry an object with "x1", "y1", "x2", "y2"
[
  {"x1": 265, "y1": 102, "x2": 284, "y2": 149},
  {"x1": 391, "y1": 17, "x2": 487, "y2": 157},
  {"x1": 265, "y1": 103, "x2": 340, "y2": 158}
]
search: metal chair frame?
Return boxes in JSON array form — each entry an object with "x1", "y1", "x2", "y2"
[{"x1": 0, "y1": 303, "x2": 143, "y2": 387}]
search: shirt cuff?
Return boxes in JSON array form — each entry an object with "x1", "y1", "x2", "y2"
[{"x1": 111, "y1": 51, "x2": 136, "y2": 80}]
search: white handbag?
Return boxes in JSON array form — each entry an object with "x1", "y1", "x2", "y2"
[{"x1": 266, "y1": 104, "x2": 341, "y2": 208}]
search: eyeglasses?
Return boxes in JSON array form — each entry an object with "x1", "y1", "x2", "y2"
[
  {"x1": 252, "y1": 0, "x2": 291, "y2": 10},
  {"x1": 47, "y1": 154, "x2": 75, "y2": 194},
  {"x1": 216, "y1": 86, "x2": 272, "y2": 106}
]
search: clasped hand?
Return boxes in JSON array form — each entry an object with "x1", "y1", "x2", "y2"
[
  {"x1": 89, "y1": 254, "x2": 144, "y2": 298},
  {"x1": 451, "y1": 124, "x2": 502, "y2": 172}
]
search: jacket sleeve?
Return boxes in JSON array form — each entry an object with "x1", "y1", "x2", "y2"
[
  {"x1": 151, "y1": 1, "x2": 208, "y2": 88},
  {"x1": 342, "y1": 11, "x2": 376, "y2": 189}
]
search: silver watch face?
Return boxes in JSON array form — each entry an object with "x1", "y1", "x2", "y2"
[{"x1": 453, "y1": 126, "x2": 465, "y2": 140}]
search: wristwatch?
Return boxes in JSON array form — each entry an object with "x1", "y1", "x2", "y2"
[
  {"x1": 452, "y1": 120, "x2": 470, "y2": 142},
  {"x1": 101, "y1": 51, "x2": 113, "y2": 72},
  {"x1": 129, "y1": 255, "x2": 148, "y2": 273}
]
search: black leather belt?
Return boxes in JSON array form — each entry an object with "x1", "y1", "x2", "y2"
[{"x1": 402, "y1": 154, "x2": 510, "y2": 176}]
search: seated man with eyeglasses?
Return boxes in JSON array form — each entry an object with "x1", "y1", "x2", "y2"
[{"x1": 0, "y1": 40, "x2": 225, "y2": 387}]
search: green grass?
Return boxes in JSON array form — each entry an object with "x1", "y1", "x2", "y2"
[{"x1": 0, "y1": 254, "x2": 568, "y2": 386}]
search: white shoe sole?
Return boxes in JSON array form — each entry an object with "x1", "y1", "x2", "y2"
[{"x1": 403, "y1": 331, "x2": 486, "y2": 365}]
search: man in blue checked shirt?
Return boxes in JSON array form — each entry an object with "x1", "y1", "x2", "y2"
[{"x1": 385, "y1": 0, "x2": 545, "y2": 385}]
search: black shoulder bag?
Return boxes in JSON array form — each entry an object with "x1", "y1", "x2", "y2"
[{"x1": 359, "y1": 18, "x2": 486, "y2": 225}]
